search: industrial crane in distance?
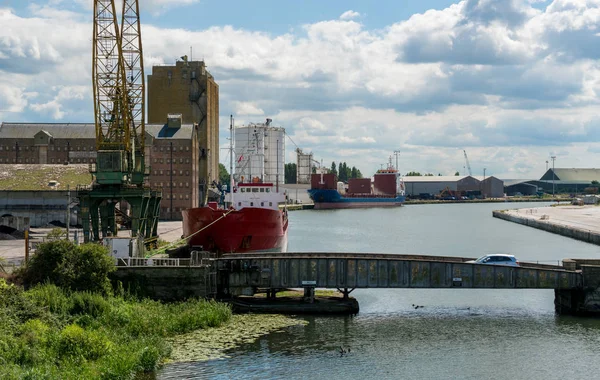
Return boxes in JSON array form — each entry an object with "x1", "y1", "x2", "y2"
[
  {"x1": 463, "y1": 150, "x2": 472, "y2": 176},
  {"x1": 77, "y1": 0, "x2": 161, "y2": 249}
]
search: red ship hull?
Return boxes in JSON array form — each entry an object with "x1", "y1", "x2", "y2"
[{"x1": 182, "y1": 207, "x2": 288, "y2": 253}]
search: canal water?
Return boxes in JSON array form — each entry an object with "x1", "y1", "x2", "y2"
[{"x1": 160, "y1": 202, "x2": 600, "y2": 379}]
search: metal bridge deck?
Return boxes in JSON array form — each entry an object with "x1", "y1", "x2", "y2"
[{"x1": 218, "y1": 252, "x2": 582, "y2": 292}]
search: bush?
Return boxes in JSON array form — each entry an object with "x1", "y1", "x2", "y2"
[
  {"x1": 21, "y1": 241, "x2": 115, "y2": 295},
  {"x1": 58, "y1": 324, "x2": 110, "y2": 361},
  {"x1": 26, "y1": 284, "x2": 71, "y2": 316}
]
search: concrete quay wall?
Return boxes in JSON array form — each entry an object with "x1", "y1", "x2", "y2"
[
  {"x1": 492, "y1": 209, "x2": 600, "y2": 245},
  {"x1": 111, "y1": 266, "x2": 215, "y2": 301}
]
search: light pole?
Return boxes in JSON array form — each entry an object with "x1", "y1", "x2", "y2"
[
  {"x1": 545, "y1": 160, "x2": 548, "y2": 171},
  {"x1": 483, "y1": 168, "x2": 486, "y2": 198},
  {"x1": 170, "y1": 142, "x2": 173, "y2": 220},
  {"x1": 551, "y1": 156, "x2": 556, "y2": 197}
]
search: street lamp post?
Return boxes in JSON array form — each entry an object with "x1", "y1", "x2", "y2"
[
  {"x1": 551, "y1": 156, "x2": 556, "y2": 197},
  {"x1": 483, "y1": 168, "x2": 486, "y2": 197}
]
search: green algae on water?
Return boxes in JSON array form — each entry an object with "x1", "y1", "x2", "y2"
[{"x1": 167, "y1": 314, "x2": 307, "y2": 362}]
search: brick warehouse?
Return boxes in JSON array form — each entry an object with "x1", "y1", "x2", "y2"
[
  {"x1": 0, "y1": 115, "x2": 200, "y2": 220},
  {"x1": 148, "y1": 59, "x2": 219, "y2": 202},
  {"x1": 0, "y1": 59, "x2": 220, "y2": 221}
]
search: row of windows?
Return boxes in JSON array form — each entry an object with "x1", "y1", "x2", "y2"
[
  {"x1": 163, "y1": 194, "x2": 190, "y2": 200},
  {"x1": 153, "y1": 182, "x2": 190, "y2": 188},
  {"x1": 0, "y1": 158, "x2": 97, "y2": 164},
  {"x1": 153, "y1": 170, "x2": 190, "y2": 177},
  {"x1": 154, "y1": 146, "x2": 189, "y2": 152},
  {"x1": 153, "y1": 158, "x2": 190, "y2": 164},
  {"x1": 240, "y1": 187, "x2": 271, "y2": 193},
  {"x1": 239, "y1": 202, "x2": 272, "y2": 207},
  {"x1": 0, "y1": 146, "x2": 95, "y2": 152}
]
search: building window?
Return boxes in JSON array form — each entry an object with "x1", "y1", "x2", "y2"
[
  {"x1": 179, "y1": 170, "x2": 183, "y2": 175},
  {"x1": 166, "y1": 159, "x2": 170, "y2": 164},
  {"x1": 238, "y1": 202, "x2": 241, "y2": 206},
  {"x1": 160, "y1": 159, "x2": 163, "y2": 164},
  {"x1": 185, "y1": 171, "x2": 189, "y2": 176},
  {"x1": 83, "y1": 159, "x2": 87, "y2": 163},
  {"x1": 25, "y1": 159, "x2": 29, "y2": 163},
  {"x1": 160, "y1": 147, "x2": 163, "y2": 152},
  {"x1": 179, "y1": 182, "x2": 182, "y2": 187},
  {"x1": 77, "y1": 146, "x2": 80, "y2": 151},
  {"x1": 179, "y1": 194, "x2": 183, "y2": 200},
  {"x1": 250, "y1": 202, "x2": 254, "y2": 206},
  {"x1": 185, "y1": 159, "x2": 189, "y2": 164},
  {"x1": 160, "y1": 170, "x2": 163, "y2": 175},
  {"x1": 154, "y1": 158, "x2": 157, "y2": 163},
  {"x1": 179, "y1": 146, "x2": 183, "y2": 151},
  {"x1": 186, "y1": 146, "x2": 189, "y2": 151},
  {"x1": 260, "y1": 188, "x2": 264, "y2": 192},
  {"x1": 261, "y1": 202, "x2": 264, "y2": 207},
  {"x1": 50, "y1": 146, "x2": 54, "y2": 151},
  {"x1": 83, "y1": 147, "x2": 87, "y2": 151},
  {"x1": 77, "y1": 159, "x2": 81, "y2": 163},
  {"x1": 185, "y1": 194, "x2": 189, "y2": 200},
  {"x1": 25, "y1": 146, "x2": 29, "y2": 151},
  {"x1": 269, "y1": 202, "x2": 272, "y2": 206},
  {"x1": 179, "y1": 158, "x2": 183, "y2": 164},
  {"x1": 186, "y1": 182, "x2": 189, "y2": 187},
  {"x1": 57, "y1": 147, "x2": 61, "y2": 151}
]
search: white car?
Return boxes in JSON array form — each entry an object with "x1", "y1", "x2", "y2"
[{"x1": 466, "y1": 254, "x2": 520, "y2": 267}]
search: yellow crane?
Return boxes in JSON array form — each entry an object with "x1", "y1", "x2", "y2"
[{"x1": 78, "y1": 0, "x2": 161, "y2": 247}]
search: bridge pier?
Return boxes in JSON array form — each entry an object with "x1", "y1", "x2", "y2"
[{"x1": 556, "y1": 260, "x2": 600, "y2": 316}]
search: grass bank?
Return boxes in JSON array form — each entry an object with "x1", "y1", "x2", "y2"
[{"x1": 0, "y1": 280, "x2": 231, "y2": 379}]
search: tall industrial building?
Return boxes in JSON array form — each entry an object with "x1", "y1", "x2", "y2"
[
  {"x1": 295, "y1": 148, "x2": 314, "y2": 184},
  {"x1": 234, "y1": 119, "x2": 285, "y2": 188},
  {"x1": 147, "y1": 59, "x2": 219, "y2": 205}
]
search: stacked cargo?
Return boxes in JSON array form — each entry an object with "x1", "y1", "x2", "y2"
[
  {"x1": 347, "y1": 178, "x2": 372, "y2": 194},
  {"x1": 373, "y1": 173, "x2": 397, "y2": 195},
  {"x1": 310, "y1": 173, "x2": 337, "y2": 190}
]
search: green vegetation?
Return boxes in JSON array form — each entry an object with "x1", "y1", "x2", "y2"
[
  {"x1": 0, "y1": 281, "x2": 231, "y2": 379},
  {"x1": 218, "y1": 163, "x2": 229, "y2": 185},
  {"x1": 1, "y1": 240, "x2": 232, "y2": 379},
  {"x1": 0, "y1": 164, "x2": 92, "y2": 191},
  {"x1": 330, "y1": 161, "x2": 362, "y2": 181},
  {"x1": 285, "y1": 162, "x2": 297, "y2": 183}
]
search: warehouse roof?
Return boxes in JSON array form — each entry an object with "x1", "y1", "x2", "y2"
[
  {"x1": 502, "y1": 179, "x2": 536, "y2": 187},
  {"x1": 403, "y1": 175, "x2": 473, "y2": 182},
  {"x1": 540, "y1": 168, "x2": 600, "y2": 182},
  {"x1": 0, "y1": 122, "x2": 194, "y2": 140}
]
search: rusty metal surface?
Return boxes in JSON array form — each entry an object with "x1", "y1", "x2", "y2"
[{"x1": 220, "y1": 254, "x2": 581, "y2": 291}]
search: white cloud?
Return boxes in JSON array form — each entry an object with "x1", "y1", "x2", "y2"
[
  {"x1": 234, "y1": 101, "x2": 264, "y2": 116},
  {"x1": 340, "y1": 10, "x2": 360, "y2": 20},
  {"x1": 4, "y1": 0, "x2": 600, "y2": 178}
]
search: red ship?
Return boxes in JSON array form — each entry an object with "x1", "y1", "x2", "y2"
[{"x1": 182, "y1": 182, "x2": 288, "y2": 253}]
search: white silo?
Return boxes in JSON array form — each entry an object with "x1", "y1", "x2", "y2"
[{"x1": 234, "y1": 118, "x2": 285, "y2": 187}]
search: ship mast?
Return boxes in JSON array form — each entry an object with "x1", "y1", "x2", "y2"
[{"x1": 230, "y1": 115, "x2": 234, "y2": 205}]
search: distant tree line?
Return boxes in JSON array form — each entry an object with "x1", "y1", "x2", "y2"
[
  {"x1": 330, "y1": 162, "x2": 362, "y2": 181},
  {"x1": 284, "y1": 161, "x2": 363, "y2": 183}
]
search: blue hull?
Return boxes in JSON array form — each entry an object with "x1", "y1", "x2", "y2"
[{"x1": 307, "y1": 189, "x2": 405, "y2": 209}]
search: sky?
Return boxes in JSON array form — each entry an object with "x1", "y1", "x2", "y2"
[{"x1": 1, "y1": 0, "x2": 599, "y2": 179}]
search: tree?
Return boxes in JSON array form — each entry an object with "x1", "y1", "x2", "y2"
[
  {"x1": 455, "y1": 171, "x2": 460, "y2": 176},
  {"x1": 330, "y1": 162, "x2": 338, "y2": 177},
  {"x1": 406, "y1": 171, "x2": 421, "y2": 176},
  {"x1": 351, "y1": 166, "x2": 358, "y2": 179},
  {"x1": 218, "y1": 163, "x2": 229, "y2": 185},
  {"x1": 21, "y1": 240, "x2": 115, "y2": 295},
  {"x1": 285, "y1": 163, "x2": 297, "y2": 184}
]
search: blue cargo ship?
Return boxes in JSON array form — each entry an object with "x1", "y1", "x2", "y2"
[{"x1": 308, "y1": 163, "x2": 405, "y2": 210}]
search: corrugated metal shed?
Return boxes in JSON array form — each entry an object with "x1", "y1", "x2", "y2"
[{"x1": 540, "y1": 168, "x2": 600, "y2": 182}]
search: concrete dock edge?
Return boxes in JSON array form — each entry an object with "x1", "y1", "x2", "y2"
[{"x1": 492, "y1": 210, "x2": 600, "y2": 246}]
